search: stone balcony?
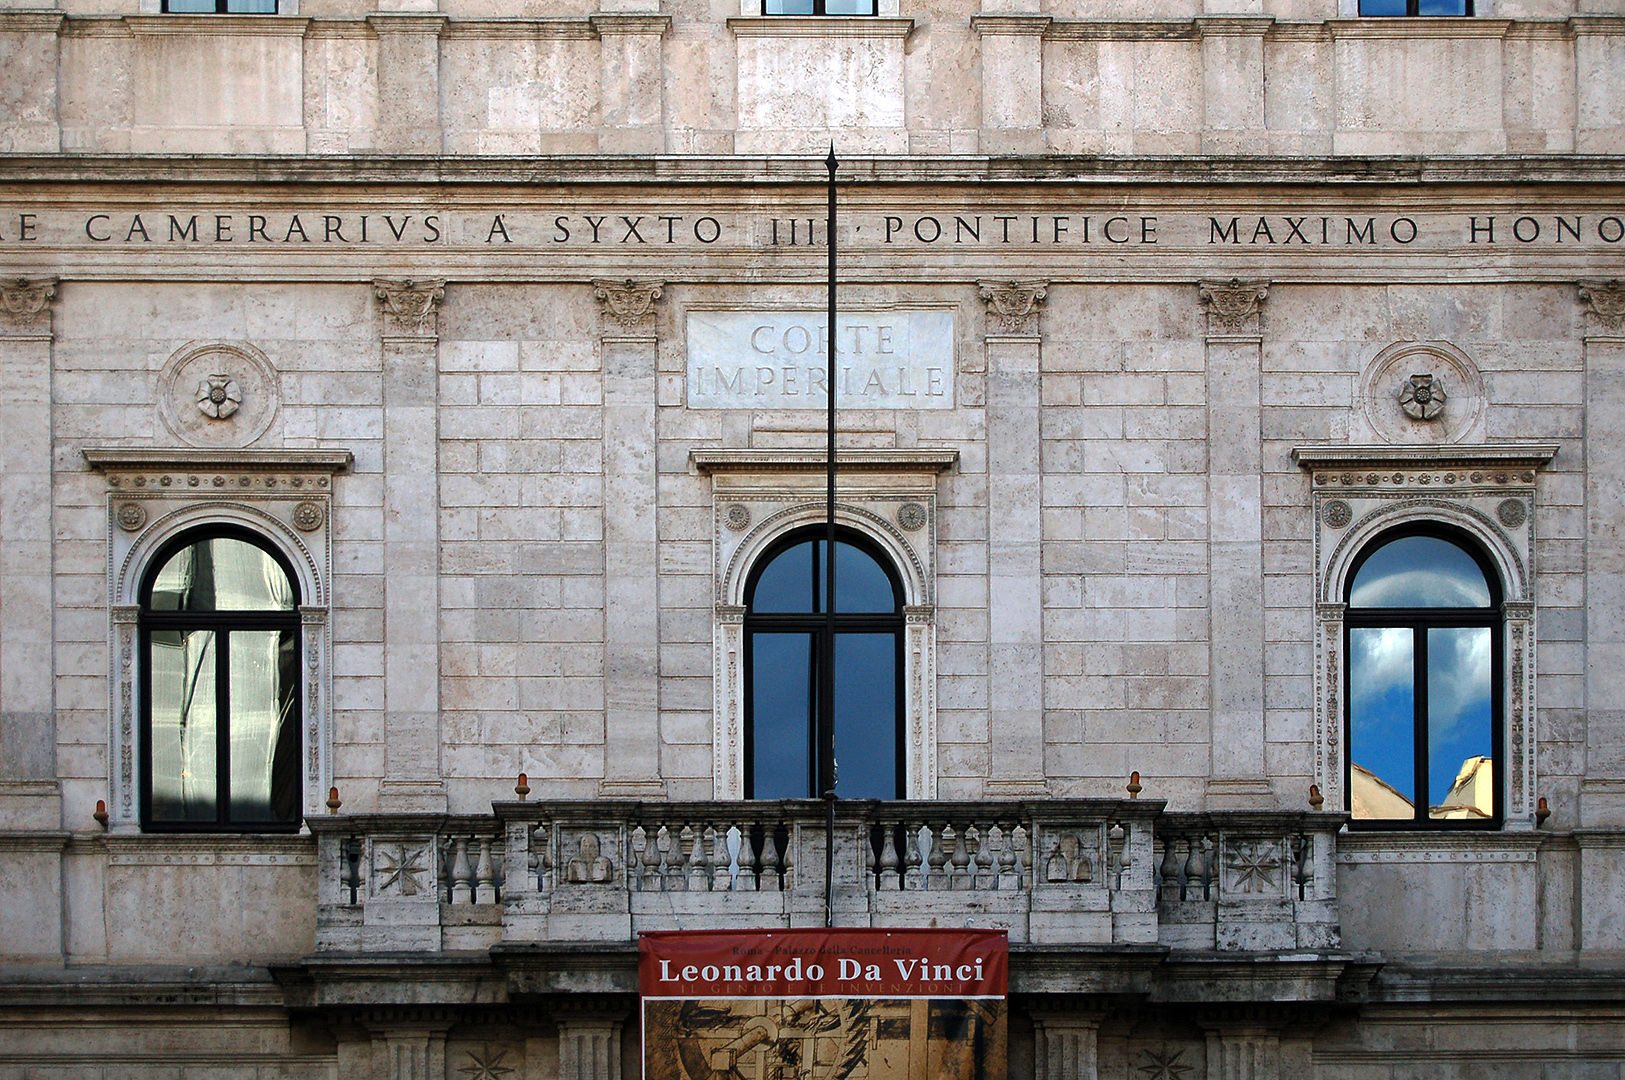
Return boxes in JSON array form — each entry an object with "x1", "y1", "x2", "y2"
[{"x1": 307, "y1": 800, "x2": 1346, "y2": 964}]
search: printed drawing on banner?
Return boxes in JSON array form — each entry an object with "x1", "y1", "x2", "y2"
[{"x1": 639, "y1": 928, "x2": 1008, "y2": 1080}]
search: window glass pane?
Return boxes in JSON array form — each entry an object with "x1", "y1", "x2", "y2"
[
  {"x1": 763, "y1": 0, "x2": 815, "y2": 12},
  {"x1": 823, "y1": 0, "x2": 876, "y2": 12},
  {"x1": 226, "y1": 0, "x2": 278, "y2": 10},
  {"x1": 1416, "y1": 0, "x2": 1468, "y2": 13},
  {"x1": 228, "y1": 629, "x2": 300, "y2": 823},
  {"x1": 165, "y1": 0, "x2": 218, "y2": 9},
  {"x1": 149, "y1": 628, "x2": 218, "y2": 822},
  {"x1": 1427, "y1": 626, "x2": 1494, "y2": 819},
  {"x1": 833, "y1": 632, "x2": 896, "y2": 799},
  {"x1": 1349, "y1": 534, "x2": 1492, "y2": 609},
  {"x1": 750, "y1": 538, "x2": 897, "y2": 614},
  {"x1": 150, "y1": 537, "x2": 296, "y2": 612},
  {"x1": 751, "y1": 633, "x2": 814, "y2": 798},
  {"x1": 1358, "y1": 0, "x2": 1409, "y2": 12},
  {"x1": 1348, "y1": 626, "x2": 1416, "y2": 819}
]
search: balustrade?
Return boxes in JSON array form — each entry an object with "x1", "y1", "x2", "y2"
[{"x1": 308, "y1": 802, "x2": 1342, "y2": 955}]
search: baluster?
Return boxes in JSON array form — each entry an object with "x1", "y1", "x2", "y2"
[
  {"x1": 781, "y1": 827, "x2": 794, "y2": 891},
  {"x1": 878, "y1": 825, "x2": 901, "y2": 891},
  {"x1": 628, "y1": 826, "x2": 648, "y2": 892},
  {"x1": 759, "y1": 827, "x2": 781, "y2": 893},
  {"x1": 927, "y1": 824, "x2": 949, "y2": 890},
  {"x1": 1107, "y1": 823, "x2": 1125, "y2": 892},
  {"x1": 984, "y1": 824, "x2": 1005, "y2": 891},
  {"x1": 449, "y1": 837, "x2": 472, "y2": 904},
  {"x1": 1189, "y1": 835, "x2": 1211, "y2": 901},
  {"x1": 1292, "y1": 834, "x2": 1312, "y2": 899},
  {"x1": 946, "y1": 824, "x2": 970, "y2": 890},
  {"x1": 737, "y1": 826, "x2": 758, "y2": 892},
  {"x1": 476, "y1": 838, "x2": 498, "y2": 903},
  {"x1": 968, "y1": 826, "x2": 989, "y2": 890},
  {"x1": 640, "y1": 826, "x2": 662, "y2": 892},
  {"x1": 710, "y1": 825, "x2": 731, "y2": 892},
  {"x1": 435, "y1": 837, "x2": 450, "y2": 902},
  {"x1": 902, "y1": 824, "x2": 923, "y2": 891},
  {"x1": 1010, "y1": 824, "x2": 1029, "y2": 890},
  {"x1": 344, "y1": 836, "x2": 362, "y2": 905},
  {"x1": 1158, "y1": 837, "x2": 1179, "y2": 897},
  {"x1": 655, "y1": 824, "x2": 675, "y2": 892},
  {"x1": 684, "y1": 824, "x2": 705, "y2": 892}
]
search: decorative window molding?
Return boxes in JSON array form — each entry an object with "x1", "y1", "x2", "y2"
[
  {"x1": 1292, "y1": 444, "x2": 1557, "y2": 829},
  {"x1": 693, "y1": 448, "x2": 956, "y2": 800},
  {"x1": 83, "y1": 447, "x2": 351, "y2": 831}
]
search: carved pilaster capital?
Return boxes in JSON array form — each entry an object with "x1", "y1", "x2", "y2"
[
  {"x1": 0, "y1": 277, "x2": 57, "y2": 334},
  {"x1": 978, "y1": 280, "x2": 1047, "y2": 336},
  {"x1": 594, "y1": 278, "x2": 664, "y2": 335},
  {"x1": 373, "y1": 279, "x2": 445, "y2": 338},
  {"x1": 1199, "y1": 278, "x2": 1268, "y2": 336},
  {"x1": 1578, "y1": 279, "x2": 1625, "y2": 336},
  {"x1": 716, "y1": 603, "x2": 746, "y2": 625}
]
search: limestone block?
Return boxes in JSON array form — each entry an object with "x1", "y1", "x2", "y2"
[
  {"x1": 129, "y1": 19, "x2": 307, "y2": 153},
  {"x1": 1332, "y1": 34, "x2": 1506, "y2": 155},
  {"x1": 0, "y1": 13, "x2": 63, "y2": 152},
  {"x1": 733, "y1": 21, "x2": 909, "y2": 153},
  {"x1": 0, "y1": 840, "x2": 64, "y2": 960}
]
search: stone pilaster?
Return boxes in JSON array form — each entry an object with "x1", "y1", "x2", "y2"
[
  {"x1": 0, "y1": 13, "x2": 63, "y2": 153},
  {"x1": 1201, "y1": 1025, "x2": 1280, "y2": 1080},
  {"x1": 1199, "y1": 280, "x2": 1273, "y2": 810},
  {"x1": 555, "y1": 1008, "x2": 625, "y2": 1080},
  {"x1": 376, "y1": 280, "x2": 447, "y2": 812},
  {"x1": 1579, "y1": 279, "x2": 1625, "y2": 827},
  {"x1": 590, "y1": 14, "x2": 671, "y2": 154},
  {"x1": 1030, "y1": 1007, "x2": 1103, "y2": 1080},
  {"x1": 980, "y1": 282, "x2": 1049, "y2": 797},
  {"x1": 1194, "y1": 18, "x2": 1271, "y2": 154},
  {"x1": 0, "y1": 278, "x2": 59, "y2": 830},
  {"x1": 369, "y1": 15, "x2": 447, "y2": 153},
  {"x1": 360, "y1": 1011, "x2": 455, "y2": 1080},
  {"x1": 595, "y1": 280, "x2": 666, "y2": 798},
  {"x1": 970, "y1": 17, "x2": 1050, "y2": 155}
]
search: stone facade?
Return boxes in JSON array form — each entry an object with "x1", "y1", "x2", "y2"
[{"x1": 1, "y1": 0, "x2": 1624, "y2": 1076}]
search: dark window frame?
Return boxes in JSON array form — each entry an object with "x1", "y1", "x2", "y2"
[
  {"x1": 138, "y1": 526, "x2": 303, "y2": 833},
  {"x1": 761, "y1": 0, "x2": 878, "y2": 16},
  {"x1": 160, "y1": 1, "x2": 280, "y2": 13},
  {"x1": 1343, "y1": 525, "x2": 1504, "y2": 830},
  {"x1": 1357, "y1": 0, "x2": 1473, "y2": 15},
  {"x1": 742, "y1": 526, "x2": 905, "y2": 800}
]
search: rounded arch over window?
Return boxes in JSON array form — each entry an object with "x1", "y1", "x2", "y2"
[
  {"x1": 140, "y1": 527, "x2": 303, "y2": 830},
  {"x1": 1345, "y1": 526, "x2": 1502, "y2": 828},
  {"x1": 743, "y1": 526, "x2": 905, "y2": 800}
]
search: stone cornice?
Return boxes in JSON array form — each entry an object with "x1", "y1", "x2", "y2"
[
  {"x1": 690, "y1": 448, "x2": 960, "y2": 474},
  {"x1": 727, "y1": 16, "x2": 913, "y2": 37},
  {"x1": 1, "y1": 154, "x2": 1623, "y2": 187},
  {"x1": 1290, "y1": 444, "x2": 1560, "y2": 472},
  {"x1": 82, "y1": 447, "x2": 354, "y2": 473},
  {"x1": 125, "y1": 14, "x2": 310, "y2": 36}
]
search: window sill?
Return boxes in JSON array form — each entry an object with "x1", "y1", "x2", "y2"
[{"x1": 727, "y1": 16, "x2": 913, "y2": 37}]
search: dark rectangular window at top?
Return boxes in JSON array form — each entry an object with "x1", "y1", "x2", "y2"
[
  {"x1": 162, "y1": 0, "x2": 278, "y2": 12},
  {"x1": 764, "y1": 0, "x2": 877, "y2": 14},
  {"x1": 1358, "y1": 0, "x2": 1471, "y2": 14}
]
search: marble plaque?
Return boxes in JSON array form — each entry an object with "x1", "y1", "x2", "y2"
[{"x1": 687, "y1": 310, "x2": 954, "y2": 410}]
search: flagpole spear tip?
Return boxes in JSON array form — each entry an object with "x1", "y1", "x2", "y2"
[{"x1": 826, "y1": 143, "x2": 837, "y2": 172}]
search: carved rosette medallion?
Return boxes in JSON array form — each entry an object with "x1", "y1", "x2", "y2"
[
  {"x1": 374, "y1": 279, "x2": 446, "y2": 338},
  {"x1": 1398, "y1": 373, "x2": 1446, "y2": 421},
  {"x1": 896, "y1": 502, "x2": 928, "y2": 531},
  {"x1": 195, "y1": 374, "x2": 243, "y2": 420},
  {"x1": 1497, "y1": 498, "x2": 1528, "y2": 528},
  {"x1": 158, "y1": 342, "x2": 280, "y2": 448},
  {"x1": 978, "y1": 280, "x2": 1047, "y2": 335},
  {"x1": 293, "y1": 501, "x2": 327, "y2": 532},
  {"x1": 1320, "y1": 499, "x2": 1352, "y2": 529},
  {"x1": 0, "y1": 278, "x2": 57, "y2": 333},
  {"x1": 593, "y1": 278, "x2": 665, "y2": 334},
  {"x1": 1198, "y1": 278, "x2": 1268, "y2": 335},
  {"x1": 1579, "y1": 279, "x2": 1625, "y2": 335},
  {"x1": 116, "y1": 502, "x2": 148, "y2": 531},
  {"x1": 722, "y1": 503, "x2": 751, "y2": 531}
]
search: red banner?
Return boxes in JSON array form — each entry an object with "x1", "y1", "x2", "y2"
[{"x1": 639, "y1": 928, "x2": 1008, "y2": 999}]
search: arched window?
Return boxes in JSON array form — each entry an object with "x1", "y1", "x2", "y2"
[
  {"x1": 140, "y1": 529, "x2": 302, "y2": 830},
  {"x1": 744, "y1": 527, "x2": 904, "y2": 800},
  {"x1": 1345, "y1": 528, "x2": 1502, "y2": 827}
]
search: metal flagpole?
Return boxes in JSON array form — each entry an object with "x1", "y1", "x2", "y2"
[{"x1": 822, "y1": 145, "x2": 838, "y2": 929}]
